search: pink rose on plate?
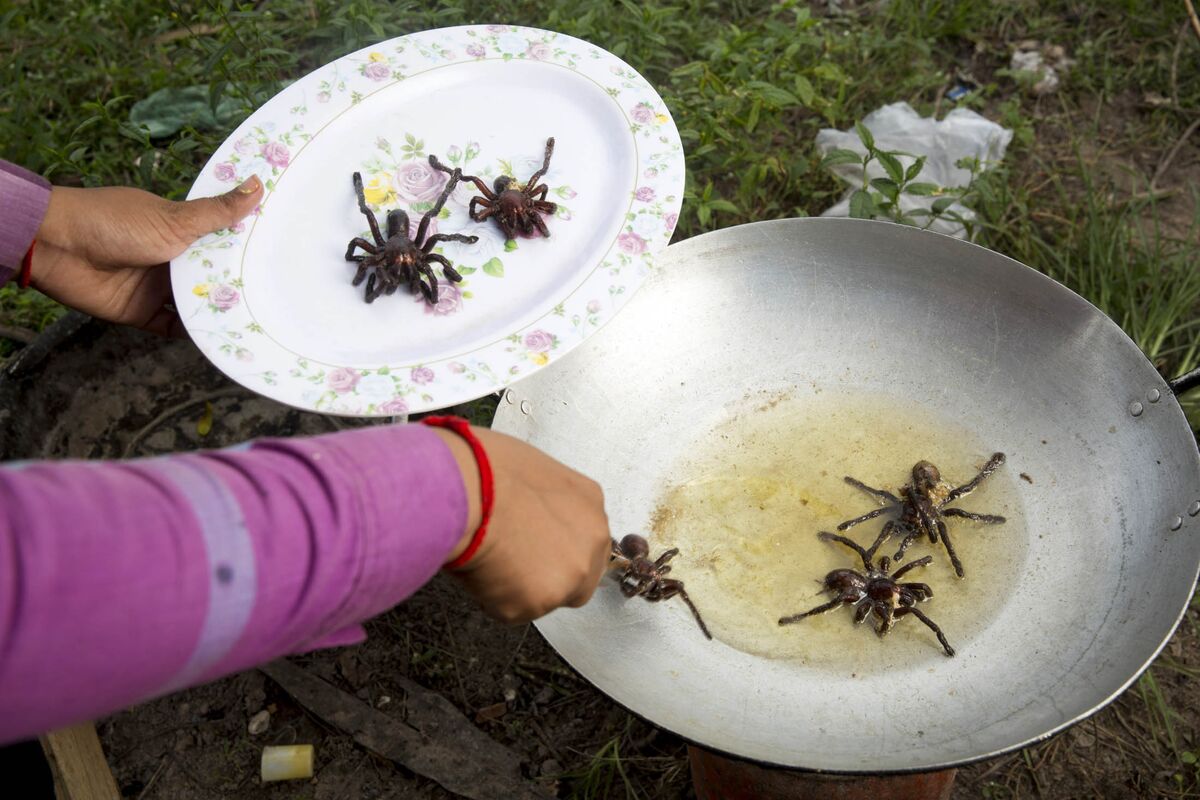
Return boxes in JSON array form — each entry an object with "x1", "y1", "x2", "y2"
[
  {"x1": 363, "y1": 62, "x2": 391, "y2": 81},
  {"x1": 234, "y1": 136, "x2": 256, "y2": 154},
  {"x1": 486, "y1": 24, "x2": 507, "y2": 32},
  {"x1": 378, "y1": 397, "x2": 409, "y2": 415},
  {"x1": 617, "y1": 232, "x2": 647, "y2": 255},
  {"x1": 560, "y1": 187, "x2": 577, "y2": 199},
  {"x1": 630, "y1": 102, "x2": 654, "y2": 124},
  {"x1": 448, "y1": 361, "x2": 467, "y2": 374},
  {"x1": 418, "y1": 280, "x2": 463, "y2": 316},
  {"x1": 664, "y1": 212, "x2": 679, "y2": 230},
  {"x1": 586, "y1": 299, "x2": 602, "y2": 314},
  {"x1": 327, "y1": 367, "x2": 361, "y2": 394},
  {"x1": 235, "y1": 348, "x2": 253, "y2": 362},
  {"x1": 261, "y1": 141, "x2": 290, "y2": 169},
  {"x1": 526, "y1": 41, "x2": 552, "y2": 60},
  {"x1": 229, "y1": 221, "x2": 245, "y2": 234},
  {"x1": 395, "y1": 161, "x2": 448, "y2": 204},
  {"x1": 635, "y1": 186, "x2": 656, "y2": 202},
  {"x1": 213, "y1": 162, "x2": 237, "y2": 182},
  {"x1": 410, "y1": 366, "x2": 435, "y2": 385},
  {"x1": 466, "y1": 43, "x2": 486, "y2": 58},
  {"x1": 317, "y1": 91, "x2": 331, "y2": 103},
  {"x1": 523, "y1": 329, "x2": 554, "y2": 352},
  {"x1": 209, "y1": 284, "x2": 240, "y2": 311},
  {"x1": 643, "y1": 167, "x2": 659, "y2": 179}
]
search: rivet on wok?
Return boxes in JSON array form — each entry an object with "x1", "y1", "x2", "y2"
[
  {"x1": 1148, "y1": 389, "x2": 1161, "y2": 403},
  {"x1": 505, "y1": 391, "x2": 515, "y2": 405},
  {"x1": 519, "y1": 400, "x2": 532, "y2": 415},
  {"x1": 1189, "y1": 501, "x2": 1200, "y2": 517},
  {"x1": 1170, "y1": 516, "x2": 1184, "y2": 531},
  {"x1": 1129, "y1": 401, "x2": 1144, "y2": 417}
]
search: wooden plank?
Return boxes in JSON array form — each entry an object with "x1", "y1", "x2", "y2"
[
  {"x1": 261, "y1": 659, "x2": 554, "y2": 800},
  {"x1": 39, "y1": 723, "x2": 121, "y2": 800}
]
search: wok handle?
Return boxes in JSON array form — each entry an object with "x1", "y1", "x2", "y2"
[{"x1": 1170, "y1": 367, "x2": 1200, "y2": 397}]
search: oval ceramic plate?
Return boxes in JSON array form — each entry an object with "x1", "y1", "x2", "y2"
[{"x1": 172, "y1": 24, "x2": 684, "y2": 416}]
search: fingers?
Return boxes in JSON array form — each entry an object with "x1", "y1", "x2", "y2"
[{"x1": 174, "y1": 175, "x2": 263, "y2": 241}]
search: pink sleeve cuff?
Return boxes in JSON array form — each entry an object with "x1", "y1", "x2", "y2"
[{"x1": 0, "y1": 160, "x2": 51, "y2": 284}]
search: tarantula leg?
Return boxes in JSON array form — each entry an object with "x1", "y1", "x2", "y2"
[
  {"x1": 936, "y1": 519, "x2": 966, "y2": 578},
  {"x1": 945, "y1": 452, "x2": 1006, "y2": 503},
  {"x1": 891, "y1": 555, "x2": 934, "y2": 580},
  {"x1": 943, "y1": 508, "x2": 1006, "y2": 524},
  {"x1": 524, "y1": 136, "x2": 556, "y2": 189},
  {"x1": 844, "y1": 476, "x2": 902, "y2": 506},
  {"x1": 778, "y1": 595, "x2": 850, "y2": 625},
  {"x1": 422, "y1": 233, "x2": 479, "y2": 252},
  {"x1": 498, "y1": 218, "x2": 518, "y2": 241},
  {"x1": 531, "y1": 213, "x2": 551, "y2": 238},
  {"x1": 899, "y1": 606, "x2": 955, "y2": 656},
  {"x1": 853, "y1": 600, "x2": 872, "y2": 624},
  {"x1": 351, "y1": 263, "x2": 370, "y2": 287},
  {"x1": 817, "y1": 531, "x2": 874, "y2": 571},
  {"x1": 892, "y1": 524, "x2": 925, "y2": 563},
  {"x1": 675, "y1": 587, "x2": 712, "y2": 640},
  {"x1": 653, "y1": 548, "x2": 679, "y2": 568},
  {"x1": 364, "y1": 272, "x2": 379, "y2": 303},
  {"x1": 345, "y1": 237, "x2": 379, "y2": 260},
  {"x1": 352, "y1": 172, "x2": 385, "y2": 245},
  {"x1": 417, "y1": 167, "x2": 462, "y2": 243},
  {"x1": 873, "y1": 604, "x2": 896, "y2": 637},
  {"x1": 837, "y1": 505, "x2": 891, "y2": 531},
  {"x1": 532, "y1": 200, "x2": 558, "y2": 214},
  {"x1": 901, "y1": 582, "x2": 933, "y2": 602},
  {"x1": 868, "y1": 520, "x2": 898, "y2": 556},
  {"x1": 468, "y1": 196, "x2": 495, "y2": 222},
  {"x1": 529, "y1": 183, "x2": 551, "y2": 203},
  {"x1": 425, "y1": 253, "x2": 462, "y2": 283}
]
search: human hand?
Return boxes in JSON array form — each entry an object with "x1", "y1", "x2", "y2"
[
  {"x1": 29, "y1": 176, "x2": 264, "y2": 337},
  {"x1": 430, "y1": 426, "x2": 612, "y2": 624}
]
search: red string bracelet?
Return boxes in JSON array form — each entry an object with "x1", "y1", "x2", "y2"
[
  {"x1": 421, "y1": 415, "x2": 494, "y2": 570},
  {"x1": 18, "y1": 239, "x2": 36, "y2": 289}
]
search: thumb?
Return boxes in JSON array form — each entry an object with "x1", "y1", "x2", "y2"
[{"x1": 175, "y1": 175, "x2": 263, "y2": 240}]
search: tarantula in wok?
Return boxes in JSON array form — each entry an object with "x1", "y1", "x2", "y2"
[
  {"x1": 837, "y1": 453, "x2": 1007, "y2": 578},
  {"x1": 610, "y1": 534, "x2": 712, "y2": 639},
  {"x1": 430, "y1": 137, "x2": 557, "y2": 240},
  {"x1": 778, "y1": 532, "x2": 955, "y2": 657},
  {"x1": 344, "y1": 160, "x2": 477, "y2": 304}
]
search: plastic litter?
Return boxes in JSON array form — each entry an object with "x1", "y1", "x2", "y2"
[{"x1": 815, "y1": 102, "x2": 1013, "y2": 239}]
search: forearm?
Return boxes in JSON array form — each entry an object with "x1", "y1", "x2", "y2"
[
  {"x1": 0, "y1": 158, "x2": 51, "y2": 282},
  {"x1": 0, "y1": 424, "x2": 466, "y2": 743}
]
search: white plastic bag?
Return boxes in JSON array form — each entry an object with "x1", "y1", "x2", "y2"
[{"x1": 815, "y1": 102, "x2": 1013, "y2": 238}]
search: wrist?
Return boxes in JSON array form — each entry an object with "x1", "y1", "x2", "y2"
[{"x1": 427, "y1": 427, "x2": 484, "y2": 562}]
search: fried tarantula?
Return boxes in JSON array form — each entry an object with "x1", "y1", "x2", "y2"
[
  {"x1": 430, "y1": 137, "x2": 557, "y2": 240},
  {"x1": 344, "y1": 160, "x2": 478, "y2": 304},
  {"x1": 610, "y1": 534, "x2": 712, "y2": 639},
  {"x1": 837, "y1": 453, "x2": 1007, "y2": 578},
  {"x1": 778, "y1": 532, "x2": 954, "y2": 657}
]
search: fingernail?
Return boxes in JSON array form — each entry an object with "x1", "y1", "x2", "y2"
[{"x1": 236, "y1": 175, "x2": 261, "y2": 194}]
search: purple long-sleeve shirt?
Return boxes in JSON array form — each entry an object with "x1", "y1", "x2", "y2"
[{"x1": 0, "y1": 160, "x2": 467, "y2": 743}]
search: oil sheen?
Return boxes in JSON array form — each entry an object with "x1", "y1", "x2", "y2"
[{"x1": 650, "y1": 390, "x2": 1029, "y2": 670}]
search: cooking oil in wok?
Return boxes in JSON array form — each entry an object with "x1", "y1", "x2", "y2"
[{"x1": 650, "y1": 390, "x2": 1029, "y2": 669}]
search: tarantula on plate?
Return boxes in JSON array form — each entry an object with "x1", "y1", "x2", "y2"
[
  {"x1": 610, "y1": 534, "x2": 712, "y2": 639},
  {"x1": 778, "y1": 532, "x2": 955, "y2": 657},
  {"x1": 431, "y1": 137, "x2": 557, "y2": 240},
  {"x1": 838, "y1": 454, "x2": 1007, "y2": 578},
  {"x1": 344, "y1": 159, "x2": 477, "y2": 304}
]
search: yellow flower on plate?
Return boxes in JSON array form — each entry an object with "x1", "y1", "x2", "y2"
[
  {"x1": 528, "y1": 351, "x2": 550, "y2": 366},
  {"x1": 362, "y1": 173, "x2": 396, "y2": 206},
  {"x1": 655, "y1": 113, "x2": 669, "y2": 124},
  {"x1": 192, "y1": 283, "x2": 210, "y2": 297},
  {"x1": 368, "y1": 52, "x2": 387, "y2": 63}
]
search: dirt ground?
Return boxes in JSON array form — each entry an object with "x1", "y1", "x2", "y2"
[{"x1": 3, "y1": 320, "x2": 1199, "y2": 800}]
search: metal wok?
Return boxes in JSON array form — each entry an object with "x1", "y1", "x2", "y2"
[{"x1": 492, "y1": 218, "x2": 1200, "y2": 773}]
